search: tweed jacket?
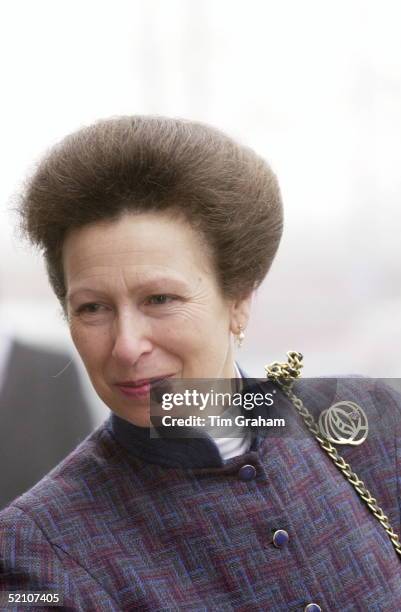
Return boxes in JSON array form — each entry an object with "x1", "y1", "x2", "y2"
[{"x1": 1, "y1": 373, "x2": 401, "y2": 611}]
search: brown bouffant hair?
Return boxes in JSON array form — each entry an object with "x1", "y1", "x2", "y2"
[{"x1": 19, "y1": 115, "x2": 283, "y2": 307}]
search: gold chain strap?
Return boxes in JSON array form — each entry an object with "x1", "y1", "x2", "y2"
[{"x1": 265, "y1": 351, "x2": 401, "y2": 558}]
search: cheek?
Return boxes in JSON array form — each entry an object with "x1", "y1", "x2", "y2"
[
  {"x1": 158, "y1": 314, "x2": 227, "y2": 355},
  {"x1": 69, "y1": 324, "x2": 109, "y2": 372},
  {"x1": 153, "y1": 322, "x2": 199, "y2": 363}
]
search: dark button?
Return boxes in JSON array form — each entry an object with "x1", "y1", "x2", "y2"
[
  {"x1": 304, "y1": 604, "x2": 322, "y2": 612},
  {"x1": 238, "y1": 464, "x2": 256, "y2": 481},
  {"x1": 272, "y1": 529, "x2": 289, "y2": 548}
]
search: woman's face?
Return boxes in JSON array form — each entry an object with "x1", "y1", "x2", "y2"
[{"x1": 64, "y1": 211, "x2": 251, "y2": 426}]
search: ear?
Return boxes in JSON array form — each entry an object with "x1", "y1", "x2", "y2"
[{"x1": 229, "y1": 292, "x2": 253, "y2": 335}]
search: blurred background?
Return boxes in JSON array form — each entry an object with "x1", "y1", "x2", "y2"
[{"x1": 1, "y1": 0, "x2": 401, "y2": 429}]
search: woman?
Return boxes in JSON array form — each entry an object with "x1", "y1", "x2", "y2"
[{"x1": 1, "y1": 116, "x2": 401, "y2": 611}]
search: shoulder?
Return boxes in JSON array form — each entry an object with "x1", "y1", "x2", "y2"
[
  {"x1": 0, "y1": 421, "x2": 148, "y2": 608},
  {"x1": 0, "y1": 421, "x2": 130, "y2": 600},
  {"x1": 293, "y1": 375, "x2": 401, "y2": 427},
  {"x1": 292, "y1": 375, "x2": 401, "y2": 529},
  {"x1": 0, "y1": 421, "x2": 119, "y2": 534},
  {"x1": 0, "y1": 415, "x2": 148, "y2": 528}
]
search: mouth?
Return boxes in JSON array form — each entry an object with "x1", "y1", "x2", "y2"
[{"x1": 115, "y1": 375, "x2": 174, "y2": 398}]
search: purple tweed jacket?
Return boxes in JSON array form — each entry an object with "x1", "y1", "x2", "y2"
[{"x1": 1, "y1": 374, "x2": 401, "y2": 611}]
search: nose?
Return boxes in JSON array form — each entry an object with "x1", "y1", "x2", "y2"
[{"x1": 111, "y1": 311, "x2": 153, "y2": 367}]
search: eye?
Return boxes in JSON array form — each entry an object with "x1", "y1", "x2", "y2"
[
  {"x1": 76, "y1": 303, "x2": 107, "y2": 314},
  {"x1": 146, "y1": 294, "x2": 176, "y2": 305}
]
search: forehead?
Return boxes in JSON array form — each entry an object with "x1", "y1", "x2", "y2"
[{"x1": 63, "y1": 211, "x2": 213, "y2": 286}]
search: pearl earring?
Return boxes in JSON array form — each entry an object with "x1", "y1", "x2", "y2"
[{"x1": 235, "y1": 325, "x2": 245, "y2": 349}]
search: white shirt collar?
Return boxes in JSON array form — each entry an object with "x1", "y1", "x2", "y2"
[{"x1": 210, "y1": 362, "x2": 252, "y2": 461}]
